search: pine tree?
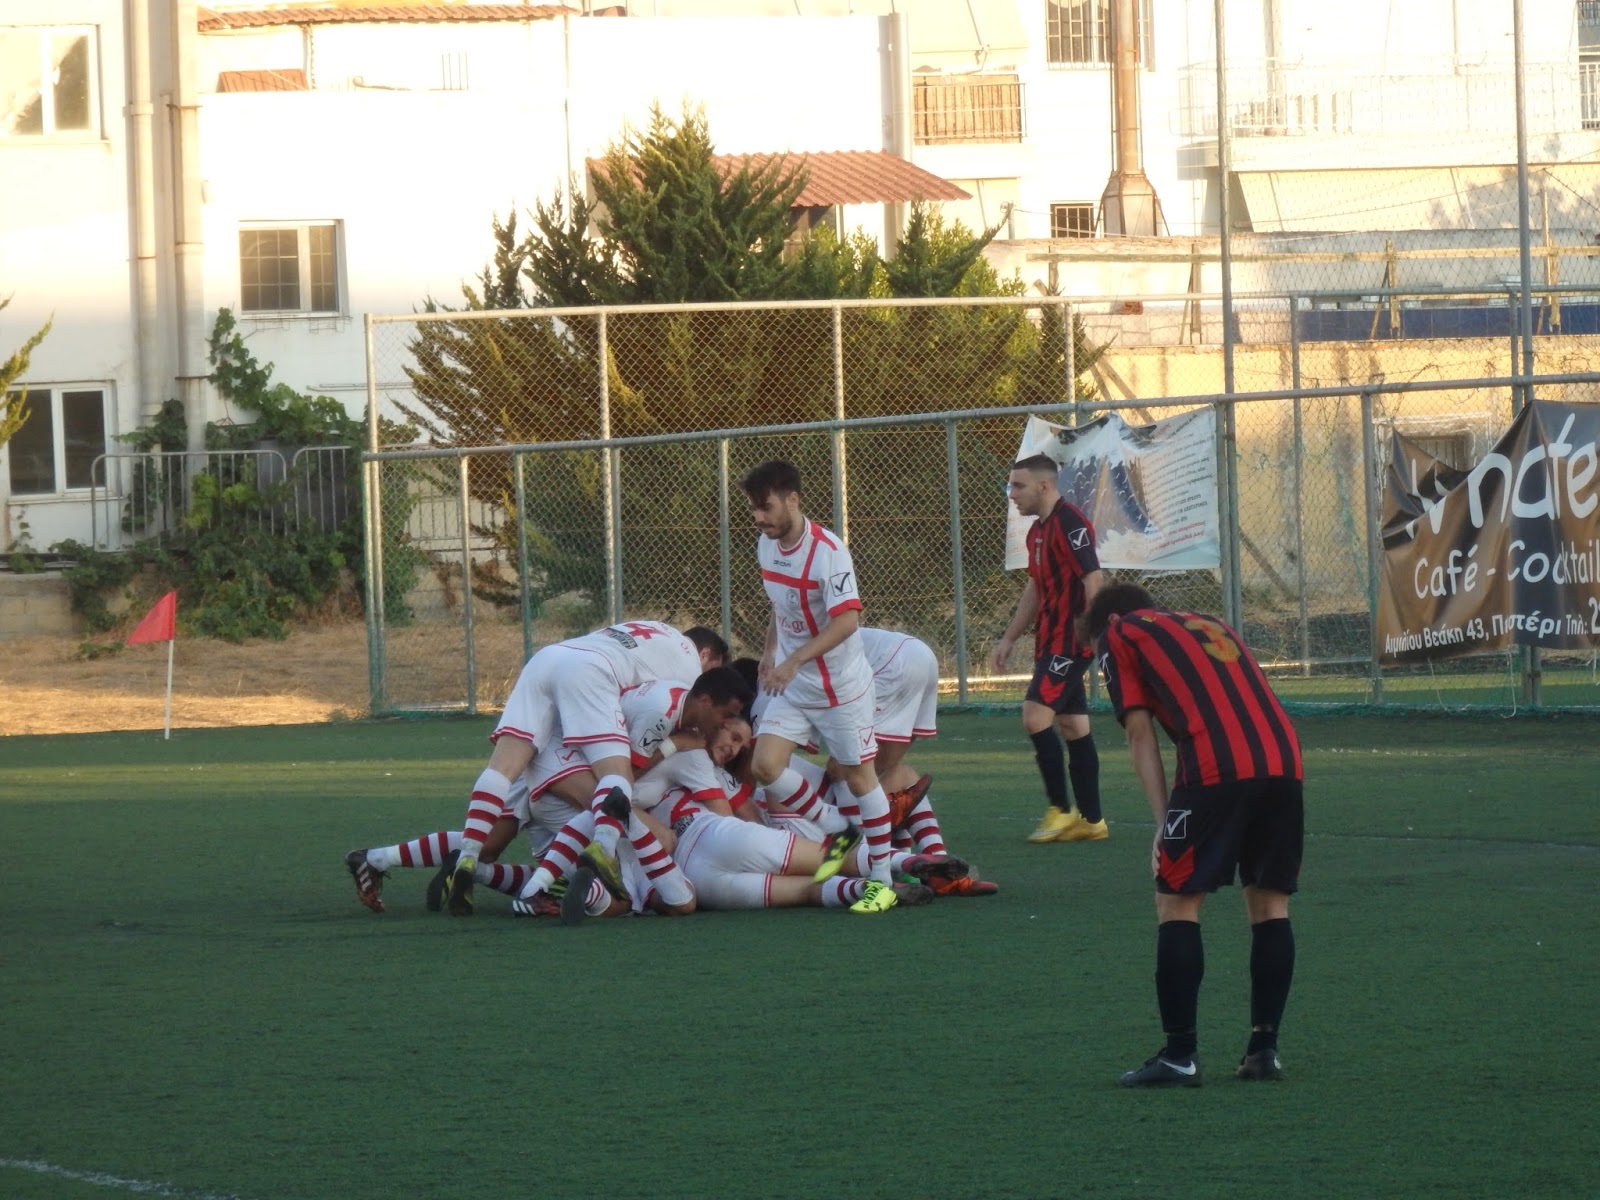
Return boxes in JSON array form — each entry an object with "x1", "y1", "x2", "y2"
[{"x1": 0, "y1": 296, "x2": 52, "y2": 447}]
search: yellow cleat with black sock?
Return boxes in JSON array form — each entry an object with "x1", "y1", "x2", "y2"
[{"x1": 1028, "y1": 805, "x2": 1082, "y2": 843}]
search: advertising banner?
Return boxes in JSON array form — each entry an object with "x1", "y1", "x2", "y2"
[
  {"x1": 1378, "y1": 400, "x2": 1600, "y2": 661},
  {"x1": 1005, "y1": 409, "x2": 1221, "y2": 571}
]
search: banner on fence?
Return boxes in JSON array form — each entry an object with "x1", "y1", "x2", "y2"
[
  {"x1": 1004, "y1": 409, "x2": 1221, "y2": 571},
  {"x1": 1378, "y1": 399, "x2": 1600, "y2": 662}
]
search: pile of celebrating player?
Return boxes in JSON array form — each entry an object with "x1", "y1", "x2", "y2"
[{"x1": 344, "y1": 454, "x2": 1305, "y2": 1090}]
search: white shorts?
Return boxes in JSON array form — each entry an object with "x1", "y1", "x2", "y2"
[
  {"x1": 755, "y1": 688, "x2": 878, "y2": 766},
  {"x1": 871, "y1": 636, "x2": 939, "y2": 744},
  {"x1": 677, "y1": 816, "x2": 799, "y2": 909},
  {"x1": 492, "y1": 642, "x2": 629, "y2": 763}
]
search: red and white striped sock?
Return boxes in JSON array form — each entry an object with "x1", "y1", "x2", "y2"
[
  {"x1": 459, "y1": 768, "x2": 512, "y2": 866},
  {"x1": 820, "y1": 877, "x2": 868, "y2": 908},
  {"x1": 482, "y1": 862, "x2": 534, "y2": 896},
  {"x1": 854, "y1": 784, "x2": 893, "y2": 884},
  {"x1": 905, "y1": 796, "x2": 946, "y2": 855},
  {"x1": 523, "y1": 809, "x2": 597, "y2": 896},
  {"x1": 368, "y1": 830, "x2": 460, "y2": 871},
  {"x1": 890, "y1": 828, "x2": 914, "y2": 851},
  {"x1": 628, "y1": 813, "x2": 691, "y2": 907},
  {"x1": 764, "y1": 762, "x2": 847, "y2": 834},
  {"x1": 589, "y1": 774, "x2": 632, "y2": 858}
]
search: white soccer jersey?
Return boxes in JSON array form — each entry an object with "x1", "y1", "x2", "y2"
[
  {"x1": 857, "y1": 626, "x2": 939, "y2": 744},
  {"x1": 630, "y1": 747, "x2": 728, "y2": 819},
  {"x1": 620, "y1": 678, "x2": 694, "y2": 769},
  {"x1": 568, "y1": 621, "x2": 702, "y2": 690},
  {"x1": 757, "y1": 521, "x2": 871, "y2": 709}
]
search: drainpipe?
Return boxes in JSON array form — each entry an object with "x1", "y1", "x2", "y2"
[
  {"x1": 170, "y1": 0, "x2": 207, "y2": 450},
  {"x1": 128, "y1": 0, "x2": 163, "y2": 422}
]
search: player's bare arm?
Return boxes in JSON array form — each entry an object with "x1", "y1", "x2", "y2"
[
  {"x1": 758, "y1": 611, "x2": 778, "y2": 684},
  {"x1": 1123, "y1": 708, "x2": 1169, "y2": 821},
  {"x1": 1081, "y1": 568, "x2": 1107, "y2": 611},
  {"x1": 767, "y1": 608, "x2": 861, "y2": 695},
  {"x1": 991, "y1": 578, "x2": 1040, "y2": 671}
]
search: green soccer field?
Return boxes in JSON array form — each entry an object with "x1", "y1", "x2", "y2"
[{"x1": 2, "y1": 712, "x2": 1597, "y2": 1200}]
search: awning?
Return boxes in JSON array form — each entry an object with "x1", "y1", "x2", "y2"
[{"x1": 198, "y1": 5, "x2": 572, "y2": 31}]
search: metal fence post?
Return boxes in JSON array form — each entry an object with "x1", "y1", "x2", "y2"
[
  {"x1": 599, "y1": 311, "x2": 621, "y2": 622},
  {"x1": 459, "y1": 454, "x2": 477, "y2": 715},
  {"x1": 1360, "y1": 390, "x2": 1385, "y2": 704},
  {"x1": 718, "y1": 437, "x2": 733, "y2": 644},
  {"x1": 945, "y1": 419, "x2": 969, "y2": 703},
  {"x1": 1290, "y1": 295, "x2": 1309, "y2": 674},
  {"x1": 363, "y1": 314, "x2": 386, "y2": 715},
  {"x1": 1063, "y1": 299, "x2": 1076, "y2": 408},
  {"x1": 832, "y1": 302, "x2": 849, "y2": 539},
  {"x1": 514, "y1": 452, "x2": 533, "y2": 663}
]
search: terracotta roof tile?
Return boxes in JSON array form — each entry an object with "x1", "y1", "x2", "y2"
[
  {"x1": 216, "y1": 68, "x2": 309, "y2": 91},
  {"x1": 588, "y1": 150, "x2": 969, "y2": 208},
  {"x1": 198, "y1": 5, "x2": 572, "y2": 31}
]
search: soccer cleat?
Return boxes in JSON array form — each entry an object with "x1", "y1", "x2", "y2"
[
  {"x1": 885, "y1": 774, "x2": 933, "y2": 830},
  {"x1": 425, "y1": 849, "x2": 459, "y2": 913},
  {"x1": 561, "y1": 865, "x2": 599, "y2": 927},
  {"x1": 900, "y1": 852, "x2": 970, "y2": 885},
  {"x1": 599, "y1": 786, "x2": 632, "y2": 824},
  {"x1": 447, "y1": 854, "x2": 477, "y2": 917},
  {"x1": 812, "y1": 828, "x2": 862, "y2": 883},
  {"x1": 510, "y1": 891, "x2": 561, "y2": 918},
  {"x1": 1028, "y1": 806, "x2": 1082, "y2": 843},
  {"x1": 848, "y1": 879, "x2": 899, "y2": 914},
  {"x1": 928, "y1": 873, "x2": 999, "y2": 898},
  {"x1": 1119, "y1": 1053, "x2": 1203, "y2": 1088},
  {"x1": 580, "y1": 843, "x2": 627, "y2": 901},
  {"x1": 891, "y1": 881, "x2": 936, "y2": 906},
  {"x1": 1235, "y1": 1049, "x2": 1284, "y2": 1082},
  {"x1": 1058, "y1": 818, "x2": 1109, "y2": 843},
  {"x1": 344, "y1": 849, "x2": 387, "y2": 913}
]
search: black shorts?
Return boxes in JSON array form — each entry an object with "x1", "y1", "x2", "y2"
[
  {"x1": 1025, "y1": 652, "x2": 1090, "y2": 715},
  {"x1": 1155, "y1": 777, "x2": 1303, "y2": 896}
]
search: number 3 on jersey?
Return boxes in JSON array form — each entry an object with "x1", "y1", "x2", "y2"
[{"x1": 1184, "y1": 617, "x2": 1242, "y2": 663}]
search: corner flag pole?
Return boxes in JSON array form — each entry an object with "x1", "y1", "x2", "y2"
[{"x1": 164, "y1": 636, "x2": 174, "y2": 741}]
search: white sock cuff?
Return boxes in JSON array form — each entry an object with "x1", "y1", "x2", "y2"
[
  {"x1": 594, "y1": 774, "x2": 632, "y2": 800},
  {"x1": 474, "y1": 767, "x2": 512, "y2": 801}
]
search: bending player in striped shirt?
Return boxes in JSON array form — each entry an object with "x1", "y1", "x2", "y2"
[
  {"x1": 1084, "y1": 582, "x2": 1303, "y2": 1089},
  {"x1": 738, "y1": 460, "x2": 898, "y2": 914}
]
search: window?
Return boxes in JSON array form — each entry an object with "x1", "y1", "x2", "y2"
[
  {"x1": 1046, "y1": 0, "x2": 1152, "y2": 68},
  {"x1": 5, "y1": 386, "x2": 109, "y2": 495},
  {"x1": 1050, "y1": 202, "x2": 1096, "y2": 238},
  {"x1": 914, "y1": 73, "x2": 1024, "y2": 144},
  {"x1": 1582, "y1": 3, "x2": 1600, "y2": 129},
  {"x1": 239, "y1": 223, "x2": 342, "y2": 314},
  {"x1": 0, "y1": 26, "x2": 97, "y2": 137}
]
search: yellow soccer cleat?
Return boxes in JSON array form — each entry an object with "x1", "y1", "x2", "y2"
[
  {"x1": 849, "y1": 880, "x2": 899, "y2": 914},
  {"x1": 1028, "y1": 806, "x2": 1082, "y2": 843},
  {"x1": 1058, "y1": 818, "x2": 1109, "y2": 843},
  {"x1": 812, "y1": 828, "x2": 862, "y2": 883}
]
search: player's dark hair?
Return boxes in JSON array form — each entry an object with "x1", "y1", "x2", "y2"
[
  {"x1": 1013, "y1": 453, "x2": 1059, "y2": 479},
  {"x1": 739, "y1": 459, "x2": 802, "y2": 505},
  {"x1": 683, "y1": 625, "x2": 729, "y2": 666},
  {"x1": 727, "y1": 656, "x2": 760, "y2": 697},
  {"x1": 1080, "y1": 581, "x2": 1157, "y2": 642},
  {"x1": 690, "y1": 665, "x2": 756, "y2": 711}
]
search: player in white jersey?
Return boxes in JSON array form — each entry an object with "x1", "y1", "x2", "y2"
[
  {"x1": 738, "y1": 459, "x2": 897, "y2": 911},
  {"x1": 508, "y1": 666, "x2": 752, "y2": 911},
  {"x1": 439, "y1": 620, "x2": 726, "y2": 917}
]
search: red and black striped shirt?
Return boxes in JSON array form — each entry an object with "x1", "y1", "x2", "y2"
[
  {"x1": 1027, "y1": 498, "x2": 1099, "y2": 659},
  {"x1": 1100, "y1": 607, "x2": 1302, "y2": 788}
]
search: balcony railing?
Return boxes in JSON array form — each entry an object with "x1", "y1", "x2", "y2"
[{"x1": 913, "y1": 73, "x2": 1023, "y2": 145}]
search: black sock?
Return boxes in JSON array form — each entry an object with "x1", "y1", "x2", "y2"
[
  {"x1": 1248, "y1": 917, "x2": 1295, "y2": 1054},
  {"x1": 1030, "y1": 727, "x2": 1068, "y2": 810},
  {"x1": 1156, "y1": 919, "x2": 1204, "y2": 1061},
  {"x1": 1065, "y1": 733, "x2": 1101, "y2": 821}
]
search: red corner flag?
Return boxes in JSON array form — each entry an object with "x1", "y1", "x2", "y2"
[{"x1": 126, "y1": 591, "x2": 178, "y2": 646}]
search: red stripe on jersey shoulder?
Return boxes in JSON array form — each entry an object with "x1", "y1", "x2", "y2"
[
  {"x1": 827, "y1": 598, "x2": 863, "y2": 617},
  {"x1": 762, "y1": 568, "x2": 821, "y2": 589},
  {"x1": 810, "y1": 522, "x2": 839, "y2": 549}
]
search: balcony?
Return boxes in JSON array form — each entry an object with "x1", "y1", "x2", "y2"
[{"x1": 913, "y1": 73, "x2": 1023, "y2": 146}]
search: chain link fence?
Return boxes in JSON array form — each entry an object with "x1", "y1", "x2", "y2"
[{"x1": 363, "y1": 296, "x2": 1600, "y2": 715}]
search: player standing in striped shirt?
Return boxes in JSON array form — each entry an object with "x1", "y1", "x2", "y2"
[
  {"x1": 991, "y1": 453, "x2": 1109, "y2": 844},
  {"x1": 738, "y1": 459, "x2": 898, "y2": 914},
  {"x1": 1084, "y1": 582, "x2": 1303, "y2": 1088}
]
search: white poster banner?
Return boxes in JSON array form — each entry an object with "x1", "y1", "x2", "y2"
[{"x1": 1004, "y1": 409, "x2": 1221, "y2": 571}]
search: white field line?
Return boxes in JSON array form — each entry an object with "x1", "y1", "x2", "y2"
[{"x1": 0, "y1": 1159, "x2": 243, "y2": 1200}]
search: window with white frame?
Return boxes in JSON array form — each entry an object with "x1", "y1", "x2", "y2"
[
  {"x1": 239, "y1": 223, "x2": 343, "y2": 315},
  {"x1": 0, "y1": 26, "x2": 98, "y2": 137},
  {"x1": 1051, "y1": 202, "x2": 1096, "y2": 238},
  {"x1": 1046, "y1": 0, "x2": 1152, "y2": 68},
  {"x1": 5, "y1": 385, "x2": 109, "y2": 495}
]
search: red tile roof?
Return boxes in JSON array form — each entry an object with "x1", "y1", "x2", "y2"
[
  {"x1": 589, "y1": 150, "x2": 970, "y2": 208},
  {"x1": 198, "y1": 5, "x2": 571, "y2": 31},
  {"x1": 216, "y1": 68, "x2": 309, "y2": 91}
]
